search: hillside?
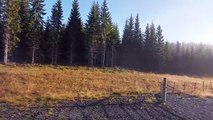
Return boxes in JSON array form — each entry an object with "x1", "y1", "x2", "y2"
[{"x1": 0, "y1": 64, "x2": 212, "y2": 104}]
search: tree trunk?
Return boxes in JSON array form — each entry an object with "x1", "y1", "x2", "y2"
[
  {"x1": 89, "y1": 47, "x2": 93, "y2": 66},
  {"x1": 55, "y1": 34, "x2": 60, "y2": 65},
  {"x1": 89, "y1": 38, "x2": 94, "y2": 66},
  {"x1": 105, "y1": 45, "x2": 109, "y2": 67},
  {"x1": 4, "y1": 32, "x2": 9, "y2": 65},
  {"x1": 55, "y1": 43, "x2": 58, "y2": 65},
  {"x1": 110, "y1": 45, "x2": 114, "y2": 67},
  {"x1": 101, "y1": 42, "x2": 106, "y2": 67},
  {"x1": 51, "y1": 44, "x2": 54, "y2": 65},
  {"x1": 70, "y1": 43, "x2": 73, "y2": 65},
  {"x1": 31, "y1": 46, "x2": 35, "y2": 64}
]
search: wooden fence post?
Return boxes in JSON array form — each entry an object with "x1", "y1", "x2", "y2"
[
  {"x1": 203, "y1": 81, "x2": 205, "y2": 92},
  {"x1": 183, "y1": 82, "x2": 186, "y2": 92},
  {"x1": 194, "y1": 83, "x2": 197, "y2": 91},
  {"x1": 161, "y1": 78, "x2": 167, "y2": 103},
  {"x1": 210, "y1": 82, "x2": 213, "y2": 93},
  {"x1": 173, "y1": 82, "x2": 176, "y2": 93}
]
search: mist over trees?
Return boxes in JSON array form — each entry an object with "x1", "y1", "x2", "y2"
[{"x1": 0, "y1": 0, "x2": 213, "y2": 76}]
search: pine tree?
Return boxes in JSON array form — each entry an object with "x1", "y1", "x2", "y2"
[
  {"x1": 150, "y1": 22, "x2": 157, "y2": 71},
  {"x1": 173, "y1": 41, "x2": 181, "y2": 73},
  {"x1": 126, "y1": 15, "x2": 134, "y2": 47},
  {"x1": 133, "y1": 14, "x2": 143, "y2": 45},
  {"x1": 144, "y1": 24, "x2": 150, "y2": 70},
  {"x1": 156, "y1": 25, "x2": 164, "y2": 71},
  {"x1": 121, "y1": 20, "x2": 129, "y2": 66},
  {"x1": 121, "y1": 16, "x2": 134, "y2": 67},
  {"x1": 3, "y1": 0, "x2": 21, "y2": 64},
  {"x1": 39, "y1": 17, "x2": 52, "y2": 63},
  {"x1": 16, "y1": 0, "x2": 31, "y2": 63},
  {"x1": 100, "y1": 0, "x2": 112, "y2": 67},
  {"x1": 144, "y1": 23, "x2": 157, "y2": 71},
  {"x1": 29, "y1": 0, "x2": 46, "y2": 64},
  {"x1": 0, "y1": 0, "x2": 4, "y2": 61},
  {"x1": 108, "y1": 24, "x2": 120, "y2": 67},
  {"x1": 121, "y1": 20, "x2": 129, "y2": 48},
  {"x1": 85, "y1": 2, "x2": 101, "y2": 66},
  {"x1": 163, "y1": 41, "x2": 171, "y2": 72},
  {"x1": 50, "y1": 0, "x2": 63, "y2": 64},
  {"x1": 65, "y1": 0, "x2": 85, "y2": 65},
  {"x1": 133, "y1": 14, "x2": 143, "y2": 68}
]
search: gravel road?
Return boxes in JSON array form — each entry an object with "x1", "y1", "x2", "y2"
[
  {"x1": 0, "y1": 94, "x2": 212, "y2": 120},
  {"x1": 167, "y1": 94, "x2": 213, "y2": 120}
]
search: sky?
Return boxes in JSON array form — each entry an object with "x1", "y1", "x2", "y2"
[{"x1": 44, "y1": 0, "x2": 213, "y2": 44}]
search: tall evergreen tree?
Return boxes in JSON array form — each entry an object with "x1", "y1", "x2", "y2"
[
  {"x1": 144, "y1": 24, "x2": 150, "y2": 70},
  {"x1": 133, "y1": 14, "x2": 143, "y2": 68},
  {"x1": 127, "y1": 15, "x2": 134, "y2": 46},
  {"x1": 163, "y1": 41, "x2": 171, "y2": 72},
  {"x1": 121, "y1": 20, "x2": 129, "y2": 66},
  {"x1": 133, "y1": 14, "x2": 143, "y2": 44},
  {"x1": 65, "y1": 0, "x2": 85, "y2": 65},
  {"x1": 149, "y1": 22, "x2": 157, "y2": 71},
  {"x1": 50, "y1": 0, "x2": 63, "y2": 64},
  {"x1": 121, "y1": 16, "x2": 134, "y2": 67},
  {"x1": 16, "y1": 0, "x2": 31, "y2": 63},
  {"x1": 108, "y1": 24, "x2": 120, "y2": 67},
  {"x1": 39, "y1": 17, "x2": 52, "y2": 63},
  {"x1": 100, "y1": 0, "x2": 112, "y2": 67},
  {"x1": 175, "y1": 41, "x2": 182, "y2": 73},
  {"x1": 85, "y1": 2, "x2": 101, "y2": 66},
  {"x1": 0, "y1": 0, "x2": 4, "y2": 61},
  {"x1": 156, "y1": 25, "x2": 164, "y2": 71},
  {"x1": 144, "y1": 23, "x2": 157, "y2": 71},
  {"x1": 3, "y1": 0, "x2": 21, "y2": 64},
  {"x1": 29, "y1": 0, "x2": 46, "y2": 64},
  {"x1": 121, "y1": 20, "x2": 129, "y2": 46}
]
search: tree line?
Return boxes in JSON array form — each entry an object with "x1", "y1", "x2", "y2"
[{"x1": 0, "y1": 0, "x2": 213, "y2": 76}]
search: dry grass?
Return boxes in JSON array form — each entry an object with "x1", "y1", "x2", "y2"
[{"x1": 0, "y1": 64, "x2": 212, "y2": 104}]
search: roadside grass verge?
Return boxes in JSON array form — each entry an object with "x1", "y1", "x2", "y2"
[{"x1": 0, "y1": 64, "x2": 212, "y2": 105}]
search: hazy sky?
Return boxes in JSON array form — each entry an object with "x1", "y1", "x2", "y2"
[{"x1": 44, "y1": 0, "x2": 213, "y2": 44}]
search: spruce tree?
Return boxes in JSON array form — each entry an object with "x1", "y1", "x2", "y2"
[
  {"x1": 29, "y1": 0, "x2": 46, "y2": 64},
  {"x1": 133, "y1": 14, "x2": 143, "y2": 68},
  {"x1": 172, "y1": 41, "x2": 182, "y2": 73},
  {"x1": 85, "y1": 2, "x2": 101, "y2": 66},
  {"x1": 127, "y1": 15, "x2": 134, "y2": 47},
  {"x1": 133, "y1": 14, "x2": 143, "y2": 46},
  {"x1": 121, "y1": 16, "x2": 134, "y2": 67},
  {"x1": 121, "y1": 20, "x2": 129, "y2": 47},
  {"x1": 143, "y1": 24, "x2": 149, "y2": 70},
  {"x1": 39, "y1": 17, "x2": 52, "y2": 63},
  {"x1": 0, "y1": 0, "x2": 3, "y2": 61},
  {"x1": 16, "y1": 0, "x2": 31, "y2": 63},
  {"x1": 156, "y1": 25, "x2": 164, "y2": 71},
  {"x1": 100, "y1": 0, "x2": 112, "y2": 67},
  {"x1": 163, "y1": 41, "x2": 170, "y2": 72},
  {"x1": 144, "y1": 23, "x2": 158, "y2": 71},
  {"x1": 65, "y1": 0, "x2": 85, "y2": 65},
  {"x1": 3, "y1": 0, "x2": 21, "y2": 64},
  {"x1": 108, "y1": 24, "x2": 120, "y2": 67},
  {"x1": 50, "y1": 0, "x2": 63, "y2": 64},
  {"x1": 121, "y1": 20, "x2": 129, "y2": 66},
  {"x1": 150, "y1": 23, "x2": 158, "y2": 70}
]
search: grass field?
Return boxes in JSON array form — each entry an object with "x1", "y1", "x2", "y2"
[{"x1": 0, "y1": 64, "x2": 212, "y2": 105}]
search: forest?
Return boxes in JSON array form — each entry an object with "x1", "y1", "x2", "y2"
[{"x1": 0, "y1": 0, "x2": 213, "y2": 76}]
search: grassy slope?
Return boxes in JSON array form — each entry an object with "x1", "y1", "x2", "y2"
[{"x1": 0, "y1": 64, "x2": 212, "y2": 104}]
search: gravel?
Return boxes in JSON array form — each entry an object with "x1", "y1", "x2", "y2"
[{"x1": 0, "y1": 94, "x2": 212, "y2": 120}]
